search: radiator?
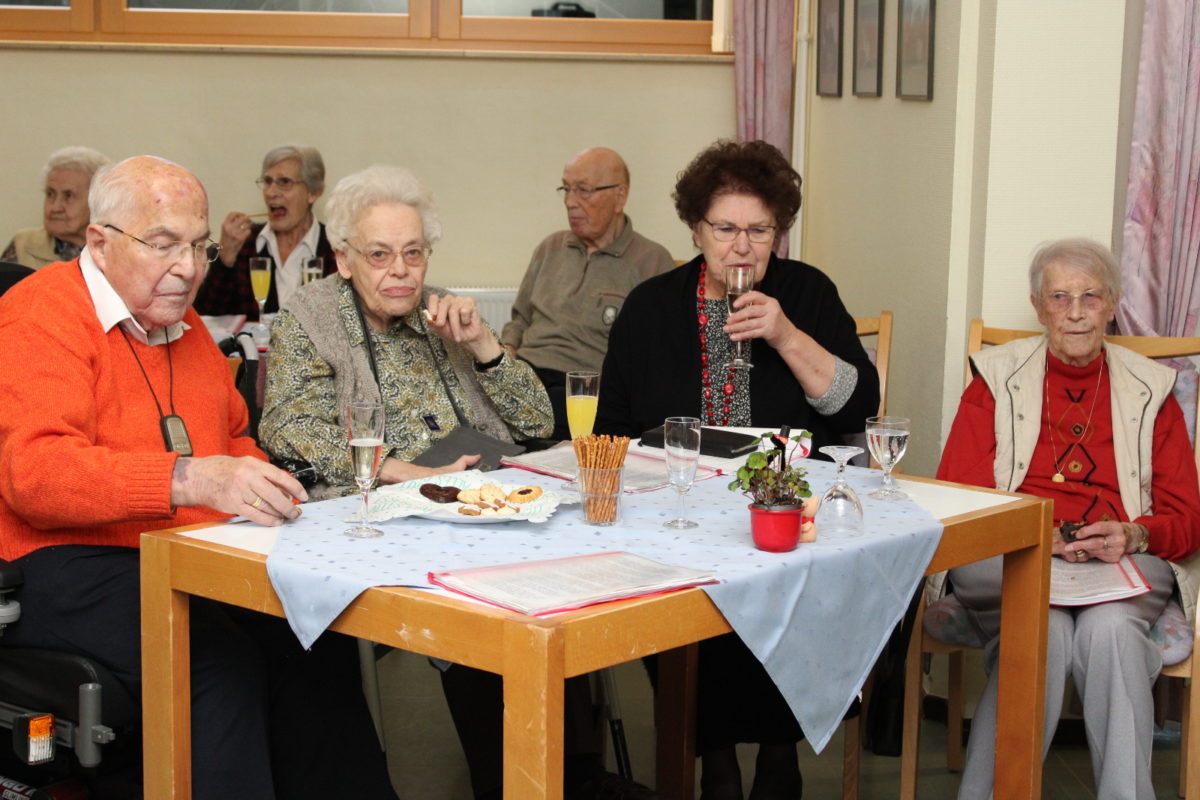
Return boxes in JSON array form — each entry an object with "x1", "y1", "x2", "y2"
[{"x1": 446, "y1": 287, "x2": 518, "y2": 335}]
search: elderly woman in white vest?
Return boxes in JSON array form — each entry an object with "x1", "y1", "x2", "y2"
[
  {"x1": 936, "y1": 237, "x2": 1200, "y2": 799},
  {"x1": 259, "y1": 164, "x2": 552, "y2": 498},
  {"x1": 2, "y1": 146, "x2": 110, "y2": 269}
]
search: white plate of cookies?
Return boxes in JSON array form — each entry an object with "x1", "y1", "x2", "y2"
[{"x1": 369, "y1": 473, "x2": 568, "y2": 524}]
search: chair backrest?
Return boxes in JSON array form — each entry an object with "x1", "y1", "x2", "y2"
[
  {"x1": 0, "y1": 261, "x2": 35, "y2": 298},
  {"x1": 964, "y1": 318, "x2": 1200, "y2": 465},
  {"x1": 855, "y1": 311, "x2": 893, "y2": 417}
]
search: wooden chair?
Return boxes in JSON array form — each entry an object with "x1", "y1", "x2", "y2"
[
  {"x1": 856, "y1": 310, "x2": 894, "y2": 418},
  {"x1": 901, "y1": 318, "x2": 1200, "y2": 799}
]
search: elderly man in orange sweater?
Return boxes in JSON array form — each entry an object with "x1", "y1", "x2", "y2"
[{"x1": 0, "y1": 156, "x2": 398, "y2": 799}]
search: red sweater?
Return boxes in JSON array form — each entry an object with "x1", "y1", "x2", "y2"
[
  {"x1": 937, "y1": 356, "x2": 1200, "y2": 562},
  {"x1": 0, "y1": 261, "x2": 262, "y2": 562}
]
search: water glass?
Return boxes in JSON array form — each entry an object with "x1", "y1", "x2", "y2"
[
  {"x1": 302, "y1": 256, "x2": 324, "y2": 285},
  {"x1": 866, "y1": 416, "x2": 911, "y2": 500}
]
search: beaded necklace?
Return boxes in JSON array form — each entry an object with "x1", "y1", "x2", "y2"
[{"x1": 697, "y1": 262, "x2": 738, "y2": 425}]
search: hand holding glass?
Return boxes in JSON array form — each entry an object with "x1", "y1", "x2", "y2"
[
  {"x1": 344, "y1": 402, "x2": 385, "y2": 538},
  {"x1": 866, "y1": 416, "x2": 910, "y2": 500},
  {"x1": 663, "y1": 416, "x2": 701, "y2": 529},
  {"x1": 815, "y1": 445, "x2": 865, "y2": 537},
  {"x1": 725, "y1": 264, "x2": 754, "y2": 370}
]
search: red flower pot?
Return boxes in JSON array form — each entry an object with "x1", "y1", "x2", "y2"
[{"x1": 748, "y1": 504, "x2": 803, "y2": 552}]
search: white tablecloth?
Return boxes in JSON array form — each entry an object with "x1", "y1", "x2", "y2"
[{"x1": 252, "y1": 459, "x2": 942, "y2": 751}]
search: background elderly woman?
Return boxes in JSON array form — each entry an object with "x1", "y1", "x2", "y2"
[
  {"x1": 2, "y1": 146, "x2": 110, "y2": 269},
  {"x1": 259, "y1": 164, "x2": 552, "y2": 497},
  {"x1": 937, "y1": 238, "x2": 1200, "y2": 799},
  {"x1": 193, "y1": 143, "x2": 336, "y2": 319},
  {"x1": 597, "y1": 139, "x2": 879, "y2": 800}
]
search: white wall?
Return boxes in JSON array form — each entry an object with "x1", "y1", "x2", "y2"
[
  {"x1": 801, "y1": 0, "x2": 1135, "y2": 475},
  {"x1": 0, "y1": 46, "x2": 733, "y2": 287}
]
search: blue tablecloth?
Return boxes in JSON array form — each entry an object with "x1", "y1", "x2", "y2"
[{"x1": 264, "y1": 460, "x2": 942, "y2": 751}]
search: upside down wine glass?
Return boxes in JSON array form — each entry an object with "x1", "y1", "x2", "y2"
[
  {"x1": 344, "y1": 401, "x2": 385, "y2": 538},
  {"x1": 815, "y1": 445, "x2": 865, "y2": 537},
  {"x1": 663, "y1": 416, "x2": 701, "y2": 529},
  {"x1": 724, "y1": 264, "x2": 754, "y2": 370},
  {"x1": 866, "y1": 415, "x2": 911, "y2": 500}
]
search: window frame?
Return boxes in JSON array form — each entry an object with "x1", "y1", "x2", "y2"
[{"x1": 1, "y1": 0, "x2": 714, "y2": 55}]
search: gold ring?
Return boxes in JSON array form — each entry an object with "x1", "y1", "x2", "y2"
[
  {"x1": 1103, "y1": 535, "x2": 1110, "y2": 550},
  {"x1": 1075, "y1": 549, "x2": 1086, "y2": 560},
  {"x1": 250, "y1": 496, "x2": 264, "y2": 509}
]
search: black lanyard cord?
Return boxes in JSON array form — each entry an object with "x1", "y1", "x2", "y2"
[{"x1": 117, "y1": 326, "x2": 176, "y2": 418}]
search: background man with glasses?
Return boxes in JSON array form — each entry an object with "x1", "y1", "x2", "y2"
[
  {"x1": 502, "y1": 146, "x2": 674, "y2": 439},
  {"x1": 0, "y1": 155, "x2": 398, "y2": 799}
]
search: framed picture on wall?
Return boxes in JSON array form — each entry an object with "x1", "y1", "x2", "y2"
[
  {"x1": 853, "y1": 0, "x2": 883, "y2": 97},
  {"x1": 898, "y1": 0, "x2": 935, "y2": 100},
  {"x1": 816, "y1": 0, "x2": 844, "y2": 97}
]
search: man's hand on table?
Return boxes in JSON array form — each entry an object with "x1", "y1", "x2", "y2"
[{"x1": 172, "y1": 456, "x2": 307, "y2": 526}]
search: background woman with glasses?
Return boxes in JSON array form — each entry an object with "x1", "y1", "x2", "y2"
[
  {"x1": 193, "y1": 143, "x2": 337, "y2": 319},
  {"x1": 597, "y1": 139, "x2": 880, "y2": 800},
  {"x1": 259, "y1": 164, "x2": 552, "y2": 498}
]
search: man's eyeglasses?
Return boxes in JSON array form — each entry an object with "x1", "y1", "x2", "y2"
[
  {"x1": 349, "y1": 244, "x2": 432, "y2": 270},
  {"x1": 556, "y1": 184, "x2": 621, "y2": 200},
  {"x1": 1042, "y1": 290, "x2": 1108, "y2": 312},
  {"x1": 104, "y1": 224, "x2": 221, "y2": 264},
  {"x1": 704, "y1": 220, "x2": 777, "y2": 244},
  {"x1": 255, "y1": 176, "x2": 304, "y2": 191}
]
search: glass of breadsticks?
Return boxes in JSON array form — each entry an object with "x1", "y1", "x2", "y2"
[{"x1": 572, "y1": 434, "x2": 629, "y2": 526}]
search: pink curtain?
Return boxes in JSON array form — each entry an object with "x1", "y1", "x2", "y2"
[
  {"x1": 1117, "y1": 0, "x2": 1200, "y2": 434},
  {"x1": 734, "y1": 0, "x2": 797, "y2": 256}
]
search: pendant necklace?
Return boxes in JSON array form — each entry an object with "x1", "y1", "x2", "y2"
[
  {"x1": 1044, "y1": 357, "x2": 1103, "y2": 483},
  {"x1": 118, "y1": 327, "x2": 194, "y2": 456}
]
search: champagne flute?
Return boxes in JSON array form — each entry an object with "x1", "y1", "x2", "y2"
[
  {"x1": 866, "y1": 415, "x2": 911, "y2": 500},
  {"x1": 564, "y1": 370, "x2": 599, "y2": 490},
  {"x1": 663, "y1": 416, "x2": 701, "y2": 529},
  {"x1": 249, "y1": 256, "x2": 272, "y2": 317},
  {"x1": 815, "y1": 445, "x2": 865, "y2": 537},
  {"x1": 301, "y1": 256, "x2": 324, "y2": 285},
  {"x1": 344, "y1": 401, "x2": 385, "y2": 538},
  {"x1": 725, "y1": 264, "x2": 754, "y2": 370}
]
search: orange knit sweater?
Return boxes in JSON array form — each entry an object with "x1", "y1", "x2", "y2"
[{"x1": 0, "y1": 260, "x2": 262, "y2": 561}]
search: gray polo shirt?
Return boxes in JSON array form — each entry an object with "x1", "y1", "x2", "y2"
[{"x1": 502, "y1": 215, "x2": 675, "y2": 374}]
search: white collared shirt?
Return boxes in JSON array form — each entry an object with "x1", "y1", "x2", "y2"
[
  {"x1": 255, "y1": 216, "x2": 321, "y2": 309},
  {"x1": 79, "y1": 245, "x2": 190, "y2": 346}
]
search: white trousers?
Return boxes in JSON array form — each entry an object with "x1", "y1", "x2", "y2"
[{"x1": 948, "y1": 554, "x2": 1175, "y2": 800}]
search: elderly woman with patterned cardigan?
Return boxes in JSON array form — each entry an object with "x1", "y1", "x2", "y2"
[
  {"x1": 937, "y1": 237, "x2": 1200, "y2": 800},
  {"x1": 259, "y1": 164, "x2": 552, "y2": 499}
]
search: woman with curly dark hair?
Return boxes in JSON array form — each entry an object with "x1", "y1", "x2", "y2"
[{"x1": 596, "y1": 139, "x2": 879, "y2": 799}]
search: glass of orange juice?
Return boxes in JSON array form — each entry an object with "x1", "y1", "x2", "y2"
[
  {"x1": 249, "y1": 257, "x2": 272, "y2": 316},
  {"x1": 566, "y1": 371, "x2": 600, "y2": 439}
]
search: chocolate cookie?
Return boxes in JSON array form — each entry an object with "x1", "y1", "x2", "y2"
[{"x1": 419, "y1": 483, "x2": 463, "y2": 504}]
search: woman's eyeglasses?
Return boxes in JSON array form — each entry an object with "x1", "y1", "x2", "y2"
[
  {"x1": 704, "y1": 220, "x2": 776, "y2": 244},
  {"x1": 255, "y1": 176, "x2": 304, "y2": 191},
  {"x1": 349, "y1": 244, "x2": 432, "y2": 270},
  {"x1": 1042, "y1": 290, "x2": 1107, "y2": 312}
]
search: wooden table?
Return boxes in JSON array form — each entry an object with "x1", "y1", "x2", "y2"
[{"x1": 140, "y1": 476, "x2": 1050, "y2": 799}]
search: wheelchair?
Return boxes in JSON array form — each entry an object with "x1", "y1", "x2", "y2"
[{"x1": 0, "y1": 557, "x2": 142, "y2": 799}]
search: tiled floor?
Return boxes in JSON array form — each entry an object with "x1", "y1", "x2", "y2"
[{"x1": 376, "y1": 648, "x2": 1186, "y2": 798}]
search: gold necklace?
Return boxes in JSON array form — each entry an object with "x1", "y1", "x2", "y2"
[{"x1": 1044, "y1": 357, "x2": 1105, "y2": 483}]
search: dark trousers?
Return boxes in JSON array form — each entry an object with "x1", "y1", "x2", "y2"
[
  {"x1": 529, "y1": 364, "x2": 571, "y2": 442},
  {"x1": 439, "y1": 663, "x2": 600, "y2": 799},
  {"x1": 3, "y1": 545, "x2": 396, "y2": 800}
]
